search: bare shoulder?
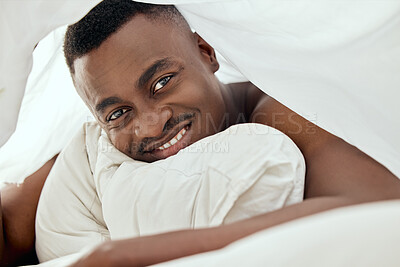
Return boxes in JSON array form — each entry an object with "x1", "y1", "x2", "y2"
[
  {"x1": 226, "y1": 81, "x2": 270, "y2": 120},
  {"x1": 246, "y1": 84, "x2": 400, "y2": 201}
]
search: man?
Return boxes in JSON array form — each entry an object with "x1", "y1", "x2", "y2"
[
  {"x1": 63, "y1": 1, "x2": 400, "y2": 265},
  {"x1": 1, "y1": 1, "x2": 400, "y2": 266}
]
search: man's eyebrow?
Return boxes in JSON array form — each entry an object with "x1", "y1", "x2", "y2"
[
  {"x1": 137, "y1": 58, "x2": 174, "y2": 89},
  {"x1": 95, "y1": 96, "x2": 124, "y2": 114}
]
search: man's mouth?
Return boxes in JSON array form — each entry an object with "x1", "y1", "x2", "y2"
[
  {"x1": 144, "y1": 123, "x2": 193, "y2": 159},
  {"x1": 155, "y1": 126, "x2": 188, "y2": 151}
]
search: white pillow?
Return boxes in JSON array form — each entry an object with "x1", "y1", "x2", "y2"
[
  {"x1": 36, "y1": 122, "x2": 305, "y2": 261},
  {"x1": 97, "y1": 123, "x2": 305, "y2": 239}
]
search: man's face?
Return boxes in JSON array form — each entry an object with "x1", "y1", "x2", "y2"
[{"x1": 73, "y1": 15, "x2": 227, "y2": 162}]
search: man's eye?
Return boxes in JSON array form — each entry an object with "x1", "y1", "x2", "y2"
[
  {"x1": 153, "y1": 75, "x2": 172, "y2": 94},
  {"x1": 108, "y1": 108, "x2": 130, "y2": 121}
]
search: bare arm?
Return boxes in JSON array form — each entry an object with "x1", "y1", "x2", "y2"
[
  {"x1": 72, "y1": 196, "x2": 360, "y2": 267},
  {"x1": 250, "y1": 94, "x2": 400, "y2": 201},
  {"x1": 0, "y1": 155, "x2": 57, "y2": 266},
  {"x1": 72, "y1": 95, "x2": 400, "y2": 267}
]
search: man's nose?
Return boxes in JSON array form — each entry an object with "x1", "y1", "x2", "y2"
[{"x1": 134, "y1": 106, "x2": 173, "y2": 139}]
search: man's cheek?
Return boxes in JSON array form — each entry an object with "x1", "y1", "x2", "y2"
[{"x1": 109, "y1": 134, "x2": 131, "y2": 153}]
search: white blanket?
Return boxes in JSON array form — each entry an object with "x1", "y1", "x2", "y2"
[
  {"x1": 36, "y1": 122, "x2": 305, "y2": 262},
  {"x1": 2, "y1": 0, "x2": 400, "y2": 185}
]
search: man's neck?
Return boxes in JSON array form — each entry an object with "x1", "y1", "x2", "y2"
[{"x1": 220, "y1": 81, "x2": 265, "y2": 127}]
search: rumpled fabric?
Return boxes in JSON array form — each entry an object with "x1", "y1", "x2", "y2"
[
  {"x1": 96, "y1": 123, "x2": 305, "y2": 239},
  {"x1": 1, "y1": 0, "x2": 399, "y2": 183},
  {"x1": 35, "y1": 122, "x2": 305, "y2": 262}
]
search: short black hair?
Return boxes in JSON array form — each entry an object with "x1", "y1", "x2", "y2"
[{"x1": 64, "y1": 0, "x2": 188, "y2": 73}]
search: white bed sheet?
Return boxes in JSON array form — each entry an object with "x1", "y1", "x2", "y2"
[
  {"x1": 170, "y1": 0, "x2": 400, "y2": 178},
  {"x1": 0, "y1": 0, "x2": 101, "y2": 147},
  {"x1": 0, "y1": 26, "x2": 94, "y2": 186}
]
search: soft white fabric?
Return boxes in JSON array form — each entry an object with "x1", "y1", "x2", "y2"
[
  {"x1": 0, "y1": 1, "x2": 398, "y2": 264},
  {"x1": 0, "y1": 26, "x2": 94, "y2": 185},
  {"x1": 33, "y1": 200, "x2": 400, "y2": 267},
  {"x1": 0, "y1": 0, "x2": 101, "y2": 147},
  {"x1": 35, "y1": 123, "x2": 109, "y2": 262},
  {"x1": 170, "y1": 0, "x2": 400, "y2": 178},
  {"x1": 96, "y1": 123, "x2": 304, "y2": 239},
  {"x1": 26, "y1": 252, "x2": 86, "y2": 267},
  {"x1": 155, "y1": 200, "x2": 400, "y2": 267},
  {"x1": 36, "y1": 122, "x2": 305, "y2": 262}
]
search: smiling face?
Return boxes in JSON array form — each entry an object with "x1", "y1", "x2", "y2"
[{"x1": 72, "y1": 15, "x2": 229, "y2": 162}]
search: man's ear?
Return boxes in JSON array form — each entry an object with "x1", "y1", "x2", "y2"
[{"x1": 195, "y1": 33, "x2": 219, "y2": 73}]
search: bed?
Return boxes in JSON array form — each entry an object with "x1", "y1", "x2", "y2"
[{"x1": 1, "y1": 1, "x2": 400, "y2": 266}]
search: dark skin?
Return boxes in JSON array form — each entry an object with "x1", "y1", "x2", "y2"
[
  {"x1": 2, "y1": 14, "x2": 400, "y2": 266},
  {"x1": 73, "y1": 16, "x2": 234, "y2": 163},
  {"x1": 0, "y1": 155, "x2": 57, "y2": 266},
  {"x1": 69, "y1": 15, "x2": 400, "y2": 266}
]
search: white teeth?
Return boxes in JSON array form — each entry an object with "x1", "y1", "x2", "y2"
[
  {"x1": 163, "y1": 142, "x2": 171, "y2": 149},
  {"x1": 156, "y1": 127, "x2": 187, "y2": 151},
  {"x1": 170, "y1": 138, "x2": 177, "y2": 145}
]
